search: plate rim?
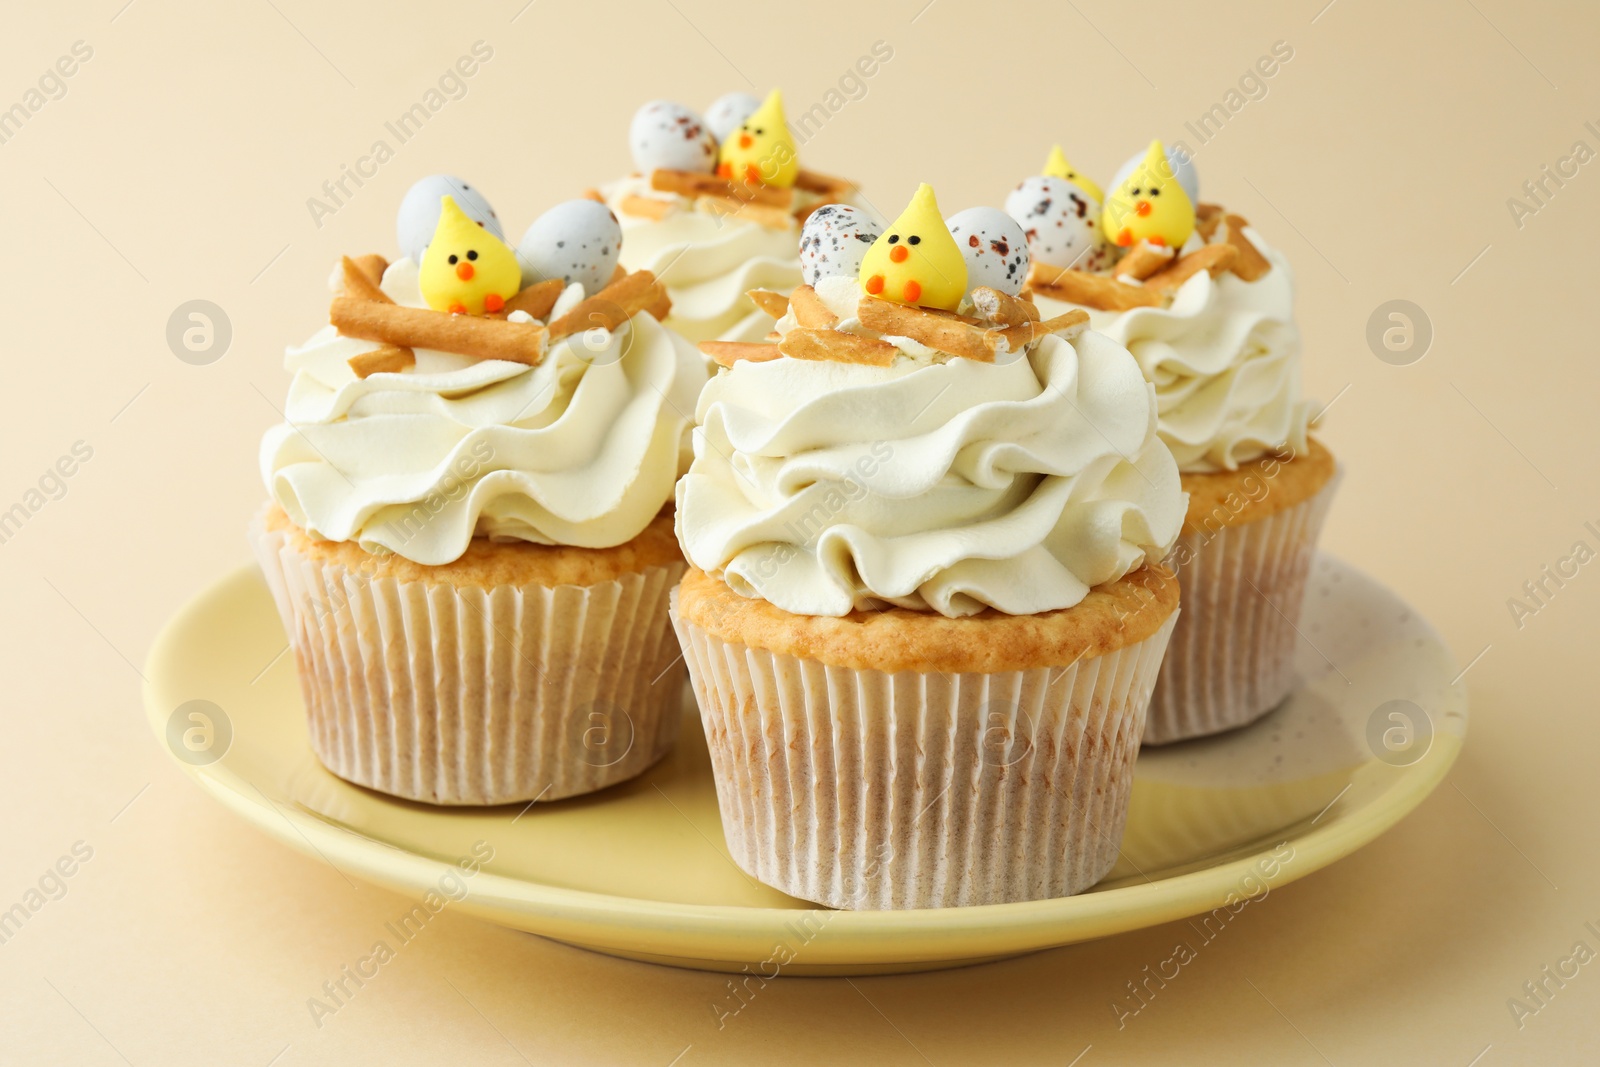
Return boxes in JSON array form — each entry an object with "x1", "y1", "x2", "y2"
[{"x1": 144, "y1": 558, "x2": 1466, "y2": 968}]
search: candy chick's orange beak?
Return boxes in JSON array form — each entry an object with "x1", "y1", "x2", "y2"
[
  {"x1": 1136, "y1": 200, "x2": 1152, "y2": 218},
  {"x1": 889, "y1": 246, "x2": 909, "y2": 263},
  {"x1": 456, "y1": 262, "x2": 475, "y2": 280},
  {"x1": 739, "y1": 134, "x2": 753, "y2": 149}
]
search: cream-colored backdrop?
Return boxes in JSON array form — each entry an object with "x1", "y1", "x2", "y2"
[{"x1": 2, "y1": 0, "x2": 1596, "y2": 1063}]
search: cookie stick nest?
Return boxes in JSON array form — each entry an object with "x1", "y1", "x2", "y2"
[
  {"x1": 651, "y1": 168, "x2": 795, "y2": 208},
  {"x1": 547, "y1": 270, "x2": 667, "y2": 342},
  {"x1": 969, "y1": 286, "x2": 1039, "y2": 327},
  {"x1": 699, "y1": 341, "x2": 783, "y2": 368},
  {"x1": 1220, "y1": 214, "x2": 1272, "y2": 281},
  {"x1": 333, "y1": 299, "x2": 548, "y2": 366},
  {"x1": 745, "y1": 289, "x2": 790, "y2": 319},
  {"x1": 335, "y1": 256, "x2": 417, "y2": 377},
  {"x1": 1144, "y1": 243, "x2": 1238, "y2": 295},
  {"x1": 858, "y1": 295, "x2": 1087, "y2": 362},
  {"x1": 787, "y1": 285, "x2": 839, "y2": 328},
  {"x1": 779, "y1": 328, "x2": 897, "y2": 367},
  {"x1": 1028, "y1": 263, "x2": 1162, "y2": 311}
]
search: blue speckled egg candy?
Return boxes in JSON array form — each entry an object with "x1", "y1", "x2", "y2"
[
  {"x1": 397, "y1": 176, "x2": 503, "y2": 265},
  {"x1": 517, "y1": 200, "x2": 624, "y2": 294}
]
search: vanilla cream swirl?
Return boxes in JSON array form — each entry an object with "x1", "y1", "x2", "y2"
[
  {"x1": 1036, "y1": 228, "x2": 1311, "y2": 473},
  {"x1": 261, "y1": 259, "x2": 707, "y2": 564},
  {"x1": 603, "y1": 175, "x2": 832, "y2": 343},
  {"x1": 676, "y1": 328, "x2": 1184, "y2": 618}
]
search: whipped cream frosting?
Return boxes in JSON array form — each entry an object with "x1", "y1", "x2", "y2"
[
  {"x1": 1035, "y1": 227, "x2": 1310, "y2": 473},
  {"x1": 676, "y1": 317, "x2": 1184, "y2": 619},
  {"x1": 261, "y1": 258, "x2": 707, "y2": 565},
  {"x1": 602, "y1": 176, "x2": 829, "y2": 344}
]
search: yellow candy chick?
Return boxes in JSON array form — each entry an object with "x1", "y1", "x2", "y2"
[
  {"x1": 858, "y1": 184, "x2": 967, "y2": 311},
  {"x1": 1042, "y1": 144, "x2": 1103, "y2": 202},
  {"x1": 1101, "y1": 140, "x2": 1195, "y2": 250},
  {"x1": 418, "y1": 195, "x2": 522, "y2": 315},
  {"x1": 716, "y1": 89, "x2": 799, "y2": 188}
]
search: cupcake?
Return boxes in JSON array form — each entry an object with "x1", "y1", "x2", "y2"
[
  {"x1": 252, "y1": 176, "x2": 708, "y2": 804},
  {"x1": 597, "y1": 90, "x2": 861, "y2": 344},
  {"x1": 1009, "y1": 142, "x2": 1340, "y2": 744},
  {"x1": 672, "y1": 184, "x2": 1186, "y2": 909}
]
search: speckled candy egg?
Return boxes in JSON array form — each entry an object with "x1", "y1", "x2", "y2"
[
  {"x1": 517, "y1": 200, "x2": 624, "y2": 295},
  {"x1": 629, "y1": 100, "x2": 718, "y2": 174},
  {"x1": 1005, "y1": 176, "x2": 1108, "y2": 271},
  {"x1": 799, "y1": 204, "x2": 882, "y2": 287},
  {"x1": 396, "y1": 175, "x2": 503, "y2": 265},
  {"x1": 704, "y1": 92, "x2": 761, "y2": 142},
  {"x1": 945, "y1": 207, "x2": 1031, "y2": 297},
  {"x1": 1109, "y1": 145, "x2": 1200, "y2": 207}
]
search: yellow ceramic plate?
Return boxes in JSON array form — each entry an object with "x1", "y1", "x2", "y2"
[{"x1": 143, "y1": 555, "x2": 1465, "y2": 975}]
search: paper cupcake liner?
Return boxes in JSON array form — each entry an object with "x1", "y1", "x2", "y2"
[
  {"x1": 671, "y1": 598, "x2": 1177, "y2": 910},
  {"x1": 249, "y1": 515, "x2": 686, "y2": 805},
  {"x1": 1144, "y1": 472, "x2": 1341, "y2": 745}
]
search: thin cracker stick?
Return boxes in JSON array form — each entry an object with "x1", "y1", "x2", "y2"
[
  {"x1": 856, "y1": 297, "x2": 999, "y2": 362},
  {"x1": 330, "y1": 298, "x2": 547, "y2": 365},
  {"x1": 348, "y1": 344, "x2": 416, "y2": 378},
  {"x1": 338, "y1": 256, "x2": 391, "y2": 303},
  {"x1": 351, "y1": 254, "x2": 389, "y2": 288},
  {"x1": 1027, "y1": 264, "x2": 1161, "y2": 311},
  {"x1": 779, "y1": 328, "x2": 897, "y2": 367},
  {"x1": 1196, "y1": 202, "x2": 1226, "y2": 241},
  {"x1": 996, "y1": 309, "x2": 1089, "y2": 351},
  {"x1": 969, "y1": 286, "x2": 1039, "y2": 327},
  {"x1": 788, "y1": 285, "x2": 838, "y2": 328},
  {"x1": 1113, "y1": 242, "x2": 1175, "y2": 280},
  {"x1": 794, "y1": 169, "x2": 857, "y2": 199},
  {"x1": 580, "y1": 188, "x2": 605, "y2": 203},
  {"x1": 1146, "y1": 243, "x2": 1239, "y2": 295},
  {"x1": 651, "y1": 168, "x2": 793, "y2": 208},
  {"x1": 500, "y1": 278, "x2": 565, "y2": 320},
  {"x1": 699, "y1": 340, "x2": 783, "y2": 368},
  {"x1": 912, "y1": 304, "x2": 986, "y2": 326},
  {"x1": 696, "y1": 195, "x2": 794, "y2": 230},
  {"x1": 646, "y1": 286, "x2": 672, "y2": 321},
  {"x1": 547, "y1": 270, "x2": 663, "y2": 343},
  {"x1": 1222, "y1": 214, "x2": 1272, "y2": 281},
  {"x1": 745, "y1": 289, "x2": 791, "y2": 319},
  {"x1": 620, "y1": 194, "x2": 673, "y2": 220}
]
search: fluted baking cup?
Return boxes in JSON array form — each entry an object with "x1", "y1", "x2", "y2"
[
  {"x1": 671, "y1": 599, "x2": 1176, "y2": 909},
  {"x1": 1145, "y1": 472, "x2": 1341, "y2": 745},
  {"x1": 249, "y1": 514, "x2": 685, "y2": 805}
]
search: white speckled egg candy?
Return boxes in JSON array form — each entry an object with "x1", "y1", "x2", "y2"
[
  {"x1": 517, "y1": 200, "x2": 624, "y2": 294},
  {"x1": 1108, "y1": 145, "x2": 1200, "y2": 206},
  {"x1": 799, "y1": 204, "x2": 882, "y2": 287},
  {"x1": 628, "y1": 101, "x2": 718, "y2": 174},
  {"x1": 1004, "y1": 176, "x2": 1107, "y2": 271},
  {"x1": 945, "y1": 207, "x2": 1031, "y2": 297},
  {"x1": 704, "y1": 92, "x2": 761, "y2": 142},
  {"x1": 396, "y1": 176, "x2": 503, "y2": 265}
]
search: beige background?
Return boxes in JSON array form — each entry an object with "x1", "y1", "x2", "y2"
[{"x1": 2, "y1": 0, "x2": 1596, "y2": 1062}]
